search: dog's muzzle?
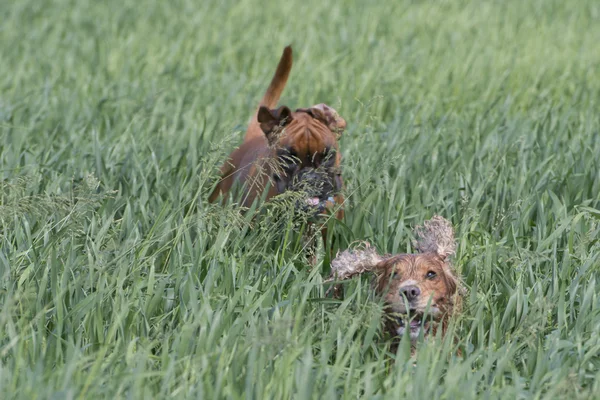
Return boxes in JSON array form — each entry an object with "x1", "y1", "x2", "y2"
[{"x1": 288, "y1": 167, "x2": 338, "y2": 217}]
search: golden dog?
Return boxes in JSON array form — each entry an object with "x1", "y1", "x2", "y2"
[{"x1": 328, "y1": 216, "x2": 462, "y2": 343}]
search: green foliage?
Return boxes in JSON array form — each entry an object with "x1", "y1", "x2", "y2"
[{"x1": 1, "y1": 0, "x2": 599, "y2": 398}]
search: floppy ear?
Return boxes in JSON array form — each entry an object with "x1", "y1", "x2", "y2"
[
  {"x1": 326, "y1": 242, "x2": 384, "y2": 282},
  {"x1": 413, "y1": 215, "x2": 456, "y2": 261},
  {"x1": 413, "y1": 216, "x2": 465, "y2": 297},
  {"x1": 257, "y1": 105, "x2": 292, "y2": 143},
  {"x1": 296, "y1": 103, "x2": 346, "y2": 137}
]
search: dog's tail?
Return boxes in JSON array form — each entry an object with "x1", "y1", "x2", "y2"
[
  {"x1": 260, "y1": 45, "x2": 293, "y2": 109},
  {"x1": 245, "y1": 46, "x2": 293, "y2": 141}
]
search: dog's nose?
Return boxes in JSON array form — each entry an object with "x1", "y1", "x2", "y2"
[
  {"x1": 297, "y1": 168, "x2": 322, "y2": 182},
  {"x1": 399, "y1": 285, "x2": 421, "y2": 301}
]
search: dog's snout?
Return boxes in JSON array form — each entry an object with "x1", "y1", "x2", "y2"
[
  {"x1": 400, "y1": 285, "x2": 421, "y2": 301},
  {"x1": 298, "y1": 168, "x2": 320, "y2": 181},
  {"x1": 290, "y1": 167, "x2": 334, "y2": 198}
]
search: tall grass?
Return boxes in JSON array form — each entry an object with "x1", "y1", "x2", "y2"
[{"x1": 1, "y1": 0, "x2": 599, "y2": 398}]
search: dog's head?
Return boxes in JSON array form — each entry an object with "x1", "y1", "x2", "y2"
[
  {"x1": 257, "y1": 103, "x2": 346, "y2": 215},
  {"x1": 328, "y1": 216, "x2": 461, "y2": 341},
  {"x1": 374, "y1": 252, "x2": 458, "y2": 340}
]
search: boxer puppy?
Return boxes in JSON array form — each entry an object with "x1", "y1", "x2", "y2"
[{"x1": 209, "y1": 46, "x2": 346, "y2": 222}]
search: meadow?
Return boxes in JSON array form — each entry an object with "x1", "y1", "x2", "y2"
[{"x1": 1, "y1": 0, "x2": 599, "y2": 398}]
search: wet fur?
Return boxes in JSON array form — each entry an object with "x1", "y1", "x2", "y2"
[
  {"x1": 328, "y1": 216, "x2": 462, "y2": 344},
  {"x1": 375, "y1": 253, "x2": 461, "y2": 342}
]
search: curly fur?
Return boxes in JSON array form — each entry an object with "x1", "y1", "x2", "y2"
[
  {"x1": 327, "y1": 216, "x2": 463, "y2": 345},
  {"x1": 413, "y1": 215, "x2": 456, "y2": 259},
  {"x1": 327, "y1": 216, "x2": 457, "y2": 281},
  {"x1": 327, "y1": 242, "x2": 383, "y2": 282}
]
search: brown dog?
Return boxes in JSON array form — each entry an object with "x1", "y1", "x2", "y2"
[
  {"x1": 328, "y1": 216, "x2": 462, "y2": 343},
  {"x1": 209, "y1": 46, "x2": 346, "y2": 222}
]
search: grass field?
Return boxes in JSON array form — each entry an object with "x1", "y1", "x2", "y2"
[{"x1": 1, "y1": 0, "x2": 600, "y2": 398}]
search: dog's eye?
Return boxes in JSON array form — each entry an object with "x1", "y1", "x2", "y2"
[
  {"x1": 391, "y1": 271, "x2": 400, "y2": 279},
  {"x1": 426, "y1": 271, "x2": 437, "y2": 279}
]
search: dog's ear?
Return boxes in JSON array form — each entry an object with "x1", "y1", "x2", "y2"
[
  {"x1": 413, "y1": 217, "x2": 464, "y2": 296},
  {"x1": 257, "y1": 105, "x2": 293, "y2": 142},
  {"x1": 296, "y1": 103, "x2": 346, "y2": 137},
  {"x1": 413, "y1": 216, "x2": 456, "y2": 261},
  {"x1": 326, "y1": 243, "x2": 384, "y2": 282}
]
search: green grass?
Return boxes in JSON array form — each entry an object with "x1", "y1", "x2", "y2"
[{"x1": 1, "y1": 0, "x2": 600, "y2": 398}]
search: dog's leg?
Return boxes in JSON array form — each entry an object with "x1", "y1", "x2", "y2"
[{"x1": 303, "y1": 223, "x2": 319, "y2": 268}]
